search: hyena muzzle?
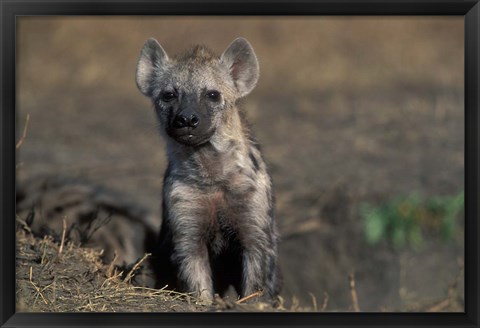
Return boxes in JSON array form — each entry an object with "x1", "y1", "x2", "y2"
[{"x1": 135, "y1": 37, "x2": 280, "y2": 303}]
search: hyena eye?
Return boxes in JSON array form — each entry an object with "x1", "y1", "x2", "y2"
[
  {"x1": 161, "y1": 91, "x2": 177, "y2": 102},
  {"x1": 206, "y1": 90, "x2": 221, "y2": 101}
]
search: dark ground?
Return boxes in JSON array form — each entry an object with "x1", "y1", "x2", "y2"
[{"x1": 15, "y1": 16, "x2": 464, "y2": 311}]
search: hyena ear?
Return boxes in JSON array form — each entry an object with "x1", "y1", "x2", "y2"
[
  {"x1": 136, "y1": 38, "x2": 169, "y2": 97},
  {"x1": 220, "y1": 38, "x2": 259, "y2": 98}
]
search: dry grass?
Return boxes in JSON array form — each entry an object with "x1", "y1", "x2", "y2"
[
  {"x1": 16, "y1": 230, "x2": 204, "y2": 312},
  {"x1": 16, "y1": 229, "x2": 287, "y2": 312}
]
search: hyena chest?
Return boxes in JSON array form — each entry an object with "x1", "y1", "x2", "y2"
[
  {"x1": 186, "y1": 147, "x2": 259, "y2": 252},
  {"x1": 201, "y1": 187, "x2": 249, "y2": 256}
]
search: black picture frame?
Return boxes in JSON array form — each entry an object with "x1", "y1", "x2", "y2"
[{"x1": 1, "y1": 1, "x2": 479, "y2": 327}]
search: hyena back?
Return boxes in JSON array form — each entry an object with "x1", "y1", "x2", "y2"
[{"x1": 136, "y1": 37, "x2": 280, "y2": 302}]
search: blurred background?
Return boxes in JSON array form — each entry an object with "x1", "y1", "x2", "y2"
[{"x1": 16, "y1": 16, "x2": 464, "y2": 311}]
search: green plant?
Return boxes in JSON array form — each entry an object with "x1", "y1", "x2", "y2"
[{"x1": 361, "y1": 191, "x2": 464, "y2": 250}]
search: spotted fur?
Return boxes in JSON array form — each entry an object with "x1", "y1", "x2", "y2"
[{"x1": 136, "y1": 38, "x2": 280, "y2": 303}]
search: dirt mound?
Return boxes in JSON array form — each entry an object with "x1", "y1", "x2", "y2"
[{"x1": 16, "y1": 229, "x2": 287, "y2": 312}]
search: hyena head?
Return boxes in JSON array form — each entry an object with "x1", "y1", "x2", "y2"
[{"x1": 136, "y1": 37, "x2": 259, "y2": 147}]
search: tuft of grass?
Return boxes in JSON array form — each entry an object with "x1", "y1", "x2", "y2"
[{"x1": 361, "y1": 191, "x2": 464, "y2": 250}]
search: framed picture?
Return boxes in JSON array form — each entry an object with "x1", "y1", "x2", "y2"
[{"x1": 1, "y1": 1, "x2": 478, "y2": 327}]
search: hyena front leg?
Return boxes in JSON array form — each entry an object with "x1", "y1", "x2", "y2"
[
  {"x1": 166, "y1": 196, "x2": 214, "y2": 303},
  {"x1": 241, "y1": 222, "x2": 278, "y2": 300},
  {"x1": 242, "y1": 246, "x2": 265, "y2": 297},
  {"x1": 172, "y1": 235, "x2": 213, "y2": 303}
]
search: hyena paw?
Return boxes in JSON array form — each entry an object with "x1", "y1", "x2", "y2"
[{"x1": 195, "y1": 289, "x2": 213, "y2": 305}]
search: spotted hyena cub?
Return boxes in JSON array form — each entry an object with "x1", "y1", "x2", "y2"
[{"x1": 135, "y1": 37, "x2": 280, "y2": 303}]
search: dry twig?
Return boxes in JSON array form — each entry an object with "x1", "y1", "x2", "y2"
[
  {"x1": 123, "y1": 253, "x2": 151, "y2": 283},
  {"x1": 426, "y1": 261, "x2": 464, "y2": 312},
  {"x1": 290, "y1": 296, "x2": 300, "y2": 311},
  {"x1": 15, "y1": 215, "x2": 32, "y2": 233},
  {"x1": 236, "y1": 290, "x2": 263, "y2": 304},
  {"x1": 106, "y1": 251, "x2": 119, "y2": 278},
  {"x1": 426, "y1": 299, "x2": 450, "y2": 312},
  {"x1": 58, "y1": 217, "x2": 67, "y2": 256},
  {"x1": 348, "y1": 273, "x2": 360, "y2": 312},
  {"x1": 309, "y1": 292, "x2": 318, "y2": 312},
  {"x1": 320, "y1": 292, "x2": 329, "y2": 311},
  {"x1": 16, "y1": 113, "x2": 30, "y2": 149},
  {"x1": 29, "y1": 266, "x2": 49, "y2": 305}
]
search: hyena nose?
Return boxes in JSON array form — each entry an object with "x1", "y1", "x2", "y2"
[{"x1": 173, "y1": 113, "x2": 200, "y2": 129}]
